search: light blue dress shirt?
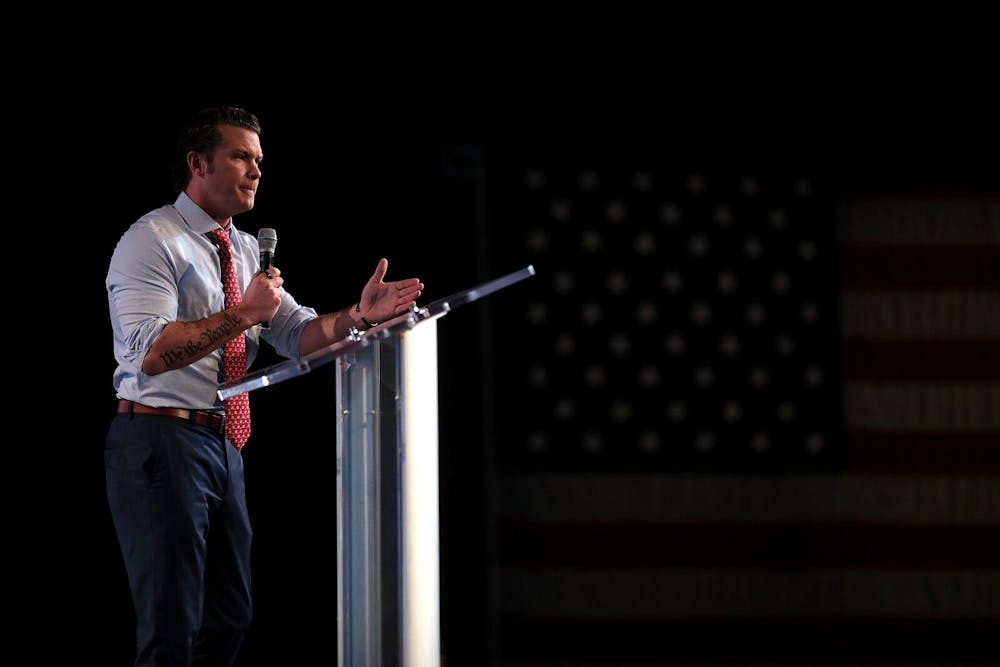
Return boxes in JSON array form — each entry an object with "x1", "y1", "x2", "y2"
[{"x1": 107, "y1": 192, "x2": 318, "y2": 410}]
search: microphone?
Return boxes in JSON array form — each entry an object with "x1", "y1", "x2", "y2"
[
  {"x1": 258, "y1": 228, "x2": 277, "y2": 329},
  {"x1": 258, "y1": 227, "x2": 277, "y2": 273}
]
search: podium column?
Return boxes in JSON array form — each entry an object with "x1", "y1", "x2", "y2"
[
  {"x1": 399, "y1": 322, "x2": 440, "y2": 666},
  {"x1": 336, "y1": 319, "x2": 440, "y2": 667}
]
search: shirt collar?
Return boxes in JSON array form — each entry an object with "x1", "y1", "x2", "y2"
[{"x1": 174, "y1": 191, "x2": 235, "y2": 236}]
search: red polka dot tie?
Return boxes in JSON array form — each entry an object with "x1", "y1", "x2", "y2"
[{"x1": 209, "y1": 228, "x2": 251, "y2": 449}]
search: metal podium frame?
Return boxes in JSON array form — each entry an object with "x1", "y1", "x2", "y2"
[{"x1": 217, "y1": 265, "x2": 535, "y2": 666}]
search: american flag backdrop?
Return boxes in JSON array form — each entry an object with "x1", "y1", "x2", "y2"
[{"x1": 482, "y1": 151, "x2": 1000, "y2": 665}]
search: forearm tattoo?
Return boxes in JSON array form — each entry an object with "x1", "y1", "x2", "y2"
[{"x1": 158, "y1": 312, "x2": 243, "y2": 368}]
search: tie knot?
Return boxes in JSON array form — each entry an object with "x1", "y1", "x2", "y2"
[{"x1": 209, "y1": 228, "x2": 230, "y2": 248}]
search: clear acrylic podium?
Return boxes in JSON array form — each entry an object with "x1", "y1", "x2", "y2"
[{"x1": 218, "y1": 266, "x2": 535, "y2": 667}]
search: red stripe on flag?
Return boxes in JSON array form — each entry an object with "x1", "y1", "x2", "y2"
[
  {"x1": 838, "y1": 169, "x2": 1000, "y2": 197},
  {"x1": 844, "y1": 339, "x2": 1000, "y2": 381},
  {"x1": 848, "y1": 431, "x2": 1000, "y2": 474},
  {"x1": 497, "y1": 521, "x2": 1000, "y2": 570},
  {"x1": 839, "y1": 246, "x2": 1000, "y2": 289},
  {"x1": 499, "y1": 616, "x2": 1000, "y2": 662}
]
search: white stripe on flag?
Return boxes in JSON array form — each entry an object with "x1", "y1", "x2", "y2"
[
  {"x1": 837, "y1": 199, "x2": 1000, "y2": 244},
  {"x1": 842, "y1": 292, "x2": 1000, "y2": 338},
  {"x1": 845, "y1": 384, "x2": 1000, "y2": 430}
]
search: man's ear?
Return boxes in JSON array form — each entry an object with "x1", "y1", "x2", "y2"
[{"x1": 188, "y1": 151, "x2": 206, "y2": 177}]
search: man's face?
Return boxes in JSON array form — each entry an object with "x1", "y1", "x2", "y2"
[{"x1": 199, "y1": 124, "x2": 262, "y2": 220}]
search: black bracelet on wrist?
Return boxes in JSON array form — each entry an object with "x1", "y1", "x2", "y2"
[{"x1": 355, "y1": 303, "x2": 378, "y2": 329}]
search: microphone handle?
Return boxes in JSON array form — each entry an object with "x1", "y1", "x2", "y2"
[{"x1": 260, "y1": 252, "x2": 273, "y2": 329}]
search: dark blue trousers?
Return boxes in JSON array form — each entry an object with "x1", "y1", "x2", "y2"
[{"x1": 106, "y1": 412, "x2": 253, "y2": 666}]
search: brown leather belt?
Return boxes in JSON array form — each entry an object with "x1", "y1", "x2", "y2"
[{"x1": 118, "y1": 399, "x2": 225, "y2": 433}]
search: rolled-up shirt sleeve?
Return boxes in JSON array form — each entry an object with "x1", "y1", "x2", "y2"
[
  {"x1": 107, "y1": 224, "x2": 177, "y2": 368},
  {"x1": 260, "y1": 290, "x2": 317, "y2": 360}
]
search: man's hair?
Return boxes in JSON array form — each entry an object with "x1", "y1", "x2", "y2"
[{"x1": 173, "y1": 106, "x2": 262, "y2": 193}]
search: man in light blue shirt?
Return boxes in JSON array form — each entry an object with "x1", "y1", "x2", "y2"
[{"x1": 105, "y1": 106, "x2": 423, "y2": 666}]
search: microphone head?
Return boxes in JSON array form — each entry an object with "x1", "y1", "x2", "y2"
[{"x1": 258, "y1": 227, "x2": 277, "y2": 253}]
